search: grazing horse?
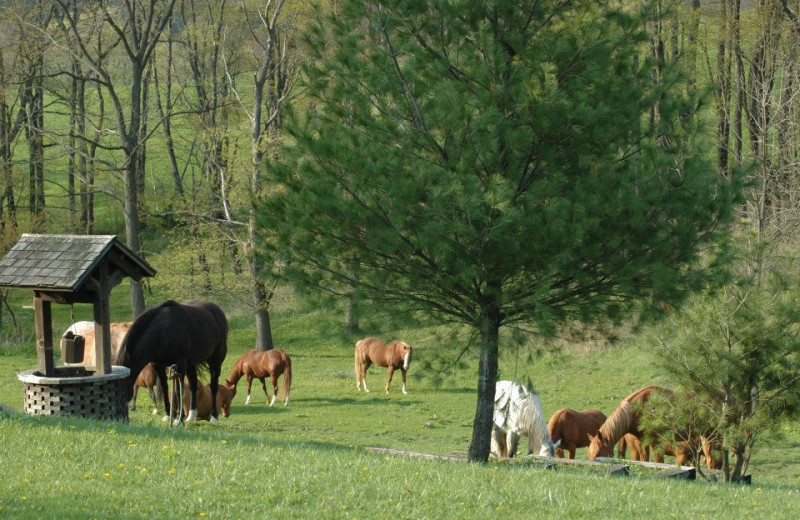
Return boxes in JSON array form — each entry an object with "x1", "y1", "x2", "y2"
[
  {"x1": 587, "y1": 385, "x2": 672, "y2": 460},
  {"x1": 354, "y1": 337, "x2": 412, "y2": 394},
  {"x1": 547, "y1": 408, "x2": 607, "y2": 459},
  {"x1": 224, "y1": 349, "x2": 292, "y2": 406},
  {"x1": 491, "y1": 380, "x2": 560, "y2": 459},
  {"x1": 115, "y1": 300, "x2": 228, "y2": 426},
  {"x1": 182, "y1": 378, "x2": 234, "y2": 421},
  {"x1": 131, "y1": 362, "x2": 162, "y2": 414},
  {"x1": 61, "y1": 321, "x2": 132, "y2": 367}
]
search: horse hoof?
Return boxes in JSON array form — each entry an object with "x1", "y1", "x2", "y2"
[
  {"x1": 151, "y1": 408, "x2": 159, "y2": 415},
  {"x1": 186, "y1": 409, "x2": 197, "y2": 422},
  {"x1": 162, "y1": 415, "x2": 170, "y2": 422},
  {"x1": 210, "y1": 416, "x2": 218, "y2": 424}
]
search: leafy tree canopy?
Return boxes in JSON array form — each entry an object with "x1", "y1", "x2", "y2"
[{"x1": 257, "y1": 0, "x2": 743, "y2": 461}]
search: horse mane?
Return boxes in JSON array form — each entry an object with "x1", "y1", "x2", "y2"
[
  {"x1": 598, "y1": 386, "x2": 670, "y2": 445},
  {"x1": 516, "y1": 392, "x2": 551, "y2": 450},
  {"x1": 226, "y1": 352, "x2": 249, "y2": 385},
  {"x1": 495, "y1": 382, "x2": 553, "y2": 451},
  {"x1": 598, "y1": 400, "x2": 633, "y2": 444}
]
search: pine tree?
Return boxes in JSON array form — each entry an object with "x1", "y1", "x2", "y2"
[{"x1": 258, "y1": 0, "x2": 742, "y2": 462}]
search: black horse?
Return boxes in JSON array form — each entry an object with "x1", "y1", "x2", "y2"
[{"x1": 116, "y1": 300, "x2": 228, "y2": 425}]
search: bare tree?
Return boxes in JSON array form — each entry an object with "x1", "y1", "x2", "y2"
[
  {"x1": 53, "y1": 0, "x2": 177, "y2": 317},
  {"x1": 238, "y1": 0, "x2": 299, "y2": 350}
]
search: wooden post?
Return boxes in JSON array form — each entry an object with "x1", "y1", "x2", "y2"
[
  {"x1": 33, "y1": 293, "x2": 54, "y2": 376},
  {"x1": 92, "y1": 261, "x2": 112, "y2": 375}
]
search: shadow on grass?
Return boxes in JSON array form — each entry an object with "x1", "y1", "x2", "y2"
[
  {"x1": 0, "y1": 409, "x2": 363, "y2": 454},
  {"x1": 292, "y1": 396, "x2": 424, "y2": 407}
]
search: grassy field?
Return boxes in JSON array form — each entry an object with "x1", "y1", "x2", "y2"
[{"x1": 1, "y1": 290, "x2": 799, "y2": 519}]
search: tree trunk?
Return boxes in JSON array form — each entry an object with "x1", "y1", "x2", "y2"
[
  {"x1": 249, "y1": 228, "x2": 274, "y2": 352},
  {"x1": 153, "y1": 37, "x2": 183, "y2": 199},
  {"x1": 716, "y1": 0, "x2": 731, "y2": 178},
  {"x1": 468, "y1": 286, "x2": 502, "y2": 462}
]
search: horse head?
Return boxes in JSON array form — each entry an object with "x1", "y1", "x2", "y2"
[
  {"x1": 218, "y1": 385, "x2": 234, "y2": 417},
  {"x1": 587, "y1": 432, "x2": 614, "y2": 460},
  {"x1": 538, "y1": 438, "x2": 561, "y2": 458},
  {"x1": 398, "y1": 342, "x2": 412, "y2": 370},
  {"x1": 539, "y1": 439, "x2": 561, "y2": 458},
  {"x1": 223, "y1": 379, "x2": 237, "y2": 399}
]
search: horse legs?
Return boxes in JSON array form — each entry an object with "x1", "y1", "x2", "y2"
[
  {"x1": 146, "y1": 386, "x2": 159, "y2": 415},
  {"x1": 208, "y1": 361, "x2": 221, "y2": 423},
  {"x1": 256, "y1": 376, "x2": 269, "y2": 405},
  {"x1": 154, "y1": 364, "x2": 171, "y2": 422},
  {"x1": 359, "y1": 360, "x2": 372, "y2": 393},
  {"x1": 385, "y1": 366, "x2": 395, "y2": 393},
  {"x1": 400, "y1": 368, "x2": 408, "y2": 395},
  {"x1": 269, "y1": 374, "x2": 279, "y2": 407},
  {"x1": 362, "y1": 370, "x2": 370, "y2": 392},
  {"x1": 490, "y1": 427, "x2": 506, "y2": 458},
  {"x1": 185, "y1": 366, "x2": 199, "y2": 423},
  {"x1": 505, "y1": 431, "x2": 520, "y2": 459},
  {"x1": 245, "y1": 375, "x2": 254, "y2": 405},
  {"x1": 130, "y1": 384, "x2": 139, "y2": 411}
]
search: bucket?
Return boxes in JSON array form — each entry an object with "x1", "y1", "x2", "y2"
[{"x1": 60, "y1": 332, "x2": 85, "y2": 364}]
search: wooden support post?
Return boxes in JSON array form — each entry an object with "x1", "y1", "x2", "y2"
[
  {"x1": 92, "y1": 261, "x2": 112, "y2": 375},
  {"x1": 33, "y1": 293, "x2": 54, "y2": 376}
]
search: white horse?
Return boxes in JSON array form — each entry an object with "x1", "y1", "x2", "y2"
[{"x1": 491, "y1": 380, "x2": 560, "y2": 459}]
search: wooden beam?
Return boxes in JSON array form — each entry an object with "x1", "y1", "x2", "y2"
[
  {"x1": 33, "y1": 293, "x2": 54, "y2": 376},
  {"x1": 365, "y1": 447, "x2": 467, "y2": 461},
  {"x1": 92, "y1": 261, "x2": 112, "y2": 375}
]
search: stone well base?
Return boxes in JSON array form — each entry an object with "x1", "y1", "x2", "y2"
[{"x1": 18, "y1": 366, "x2": 130, "y2": 421}]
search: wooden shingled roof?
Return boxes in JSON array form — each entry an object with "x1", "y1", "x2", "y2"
[{"x1": 0, "y1": 234, "x2": 156, "y2": 302}]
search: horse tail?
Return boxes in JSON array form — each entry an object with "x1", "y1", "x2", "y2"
[
  {"x1": 282, "y1": 353, "x2": 292, "y2": 405},
  {"x1": 354, "y1": 341, "x2": 363, "y2": 383}
]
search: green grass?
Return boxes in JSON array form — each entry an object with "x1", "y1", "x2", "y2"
[{"x1": 1, "y1": 294, "x2": 800, "y2": 519}]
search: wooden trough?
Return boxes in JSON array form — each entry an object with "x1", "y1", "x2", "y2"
[
  {"x1": 0, "y1": 234, "x2": 155, "y2": 421},
  {"x1": 366, "y1": 447, "x2": 702, "y2": 480}
]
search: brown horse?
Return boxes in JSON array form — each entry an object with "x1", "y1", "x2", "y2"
[
  {"x1": 354, "y1": 337, "x2": 412, "y2": 394},
  {"x1": 182, "y1": 378, "x2": 233, "y2": 420},
  {"x1": 61, "y1": 321, "x2": 132, "y2": 367},
  {"x1": 618, "y1": 432, "x2": 722, "y2": 469},
  {"x1": 131, "y1": 362, "x2": 162, "y2": 414},
  {"x1": 587, "y1": 385, "x2": 672, "y2": 460},
  {"x1": 224, "y1": 349, "x2": 292, "y2": 406},
  {"x1": 547, "y1": 408, "x2": 607, "y2": 459}
]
